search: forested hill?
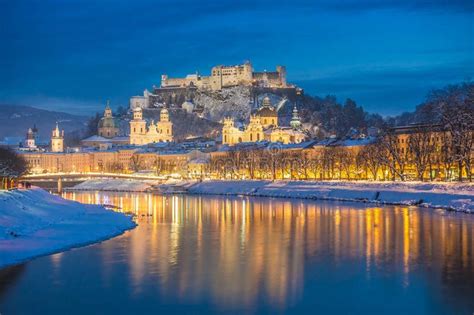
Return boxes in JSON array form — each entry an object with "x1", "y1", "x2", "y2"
[{"x1": 0, "y1": 104, "x2": 88, "y2": 139}]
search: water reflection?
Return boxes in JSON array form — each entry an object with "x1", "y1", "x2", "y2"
[
  {"x1": 0, "y1": 192, "x2": 473, "y2": 314},
  {"x1": 58, "y1": 192, "x2": 474, "y2": 312}
]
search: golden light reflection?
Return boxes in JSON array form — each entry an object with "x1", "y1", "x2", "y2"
[{"x1": 61, "y1": 191, "x2": 474, "y2": 310}]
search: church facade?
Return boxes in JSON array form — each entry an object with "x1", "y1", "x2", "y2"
[
  {"x1": 222, "y1": 96, "x2": 305, "y2": 146},
  {"x1": 129, "y1": 107, "x2": 173, "y2": 145}
]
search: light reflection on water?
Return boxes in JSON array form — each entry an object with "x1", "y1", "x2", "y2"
[{"x1": 0, "y1": 191, "x2": 473, "y2": 314}]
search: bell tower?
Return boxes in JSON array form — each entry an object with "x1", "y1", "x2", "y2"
[
  {"x1": 130, "y1": 107, "x2": 147, "y2": 145},
  {"x1": 51, "y1": 122, "x2": 64, "y2": 152}
]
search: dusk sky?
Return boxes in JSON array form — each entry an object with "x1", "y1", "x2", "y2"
[{"x1": 1, "y1": 0, "x2": 473, "y2": 116}]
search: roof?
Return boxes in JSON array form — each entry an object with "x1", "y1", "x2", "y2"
[
  {"x1": 81, "y1": 135, "x2": 129, "y2": 142},
  {"x1": 311, "y1": 136, "x2": 377, "y2": 148}
]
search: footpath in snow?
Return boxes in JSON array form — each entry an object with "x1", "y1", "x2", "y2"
[
  {"x1": 187, "y1": 180, "x2": 474, "y2": 213},
  {"x1": 0, "y1": 188, "x2": 135, "y2": 268}
]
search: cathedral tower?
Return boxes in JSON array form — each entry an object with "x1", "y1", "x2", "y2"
[
  {"x1": 51, "y1": 122, "x2": 64, "y2": 152},
  {"x1": 156, "y1": 108, "x2": 173, "y2": 142},
  {"x1": 129, "y1": 107, "x2": 147, "y2": 145},
  {"x1": 25, "y1": 128, "x2": 36, "y2": 149}
]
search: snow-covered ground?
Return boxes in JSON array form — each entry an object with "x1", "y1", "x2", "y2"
[
  {"x1": 67, "y1": 179, "x2": 474, "y2": 213},
  {"x1": 0, "y1": 188, "x2": 135, "y2": 268},
  {"x1": 187, "y1": 180, "x2": 474, "y2": 213},
  {"x1": 67, "y1": 179, "x2": 160, "y2": 192}
]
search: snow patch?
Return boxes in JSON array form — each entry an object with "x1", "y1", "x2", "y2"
[
  {"x1": 68, "y1": 179, "x2": 159, "y2": 192},
  {"x1": 186, "y1": 180, "x2": 474, "y2": 213},
  {"x1": 0, "y1": 188, "x2": 135, "y2": 268}
]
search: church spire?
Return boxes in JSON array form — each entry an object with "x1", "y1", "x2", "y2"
[{"x1": 290, "y1": 104, "x2": 301, "y2": 129}]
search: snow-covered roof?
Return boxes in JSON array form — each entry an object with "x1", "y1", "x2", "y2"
[{"x1": 81, "y1": 135, "x2": 129, "y2": 142}]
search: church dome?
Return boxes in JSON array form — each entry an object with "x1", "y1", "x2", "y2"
[
  {"x1": 98, "y1": 116, "x2": 119, "y2": 129},
  {"x1": 257, "y1": 95, "x2": 277, "y2": 117},
  {"x1": 261, "y1": 96, "x2": 272, "y2": 108}
]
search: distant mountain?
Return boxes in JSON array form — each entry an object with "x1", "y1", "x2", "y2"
[{"x1": 0, "y1": 104, "x2": 88, "y2": 139}]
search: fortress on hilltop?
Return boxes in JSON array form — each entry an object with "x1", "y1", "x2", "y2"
[
  {"x1": 130, "y1": 61, "x2": 299, "y2": 110},
  {"x1": 161, "y1": 62, "x2": 288, "y2": 91}
]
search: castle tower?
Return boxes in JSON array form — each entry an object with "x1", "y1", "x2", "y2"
[
  {"x1": 129, "y1": 107, "x2": 147, "y2": 145},
  {"x1": 276, "y1": 65, "x2": 287, "y2": 87},
  {"x1": 25, "y1": 127, "x2": 36, "y2": 149},
  {"x1": 51, "y1": 122, "x2": 64, "y2": 152},
  {"x1": 290, "y1": 105, "x2": 302, "y2": 129}
]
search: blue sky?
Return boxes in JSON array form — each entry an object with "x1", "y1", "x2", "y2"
[{"x1": 1, "y1": 0, "x2": 473, "y2": 116}]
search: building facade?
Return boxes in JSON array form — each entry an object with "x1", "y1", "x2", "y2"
[
  {"x1": 129, "y1": 107, "x2": 173, "y2": 145},
  {"x1": 222, "y1": 96, "x2": 305, "y2": 145}
]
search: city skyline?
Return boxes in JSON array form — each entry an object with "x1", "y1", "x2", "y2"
[{"x1": 1, "y1": 0, "x2": 473, "y2": 116}]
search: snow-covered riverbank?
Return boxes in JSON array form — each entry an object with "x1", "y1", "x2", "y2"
[
  {"x1": 0, "y1": 188, "x2": 135, "y2": 268},
  {"x1": 68, "y1": 179, "x2": 160, "y2": 192},
  {"x1": 187, "y1": 181, "x2": 474, "y2": 213},
  {"x1": 67, "y1": 179, "x2": 474, "y2": 213}
]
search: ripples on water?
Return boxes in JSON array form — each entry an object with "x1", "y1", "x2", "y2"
[{"x1": 0, "y1": 192, "x2": 473, "y2": 314}]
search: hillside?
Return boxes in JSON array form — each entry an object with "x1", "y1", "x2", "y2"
[
  {"x1": 189, "y1": 85, "x2": 385, "y2": 139},
  {"x1": 0, "y1": 104, "x2": 88, "y2": 139},
  {"x1": 141, "y1": 109, "x2": 221, "y2": 141}
]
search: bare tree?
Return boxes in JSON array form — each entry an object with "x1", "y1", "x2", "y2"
[
  {"x1": 407, "y1": 126, "x2": 436, "y2": 181},
  {"x1": 357, "y1": 142, "x2": 383, "y2": 180},
  {"x1": 377, "y1": 130, "x2": 409, "y2": 181},
  {"x1": 129, "y1": 154, "x2": 143, "y2": 172}
]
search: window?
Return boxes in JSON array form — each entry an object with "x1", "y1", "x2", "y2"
[{"x1": 250, "y1": 134, "x2": 253, "y2": 141}]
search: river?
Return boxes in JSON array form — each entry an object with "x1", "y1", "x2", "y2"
[{"x1": 1, "y1": 191, "x2": 473, "y2": 314}]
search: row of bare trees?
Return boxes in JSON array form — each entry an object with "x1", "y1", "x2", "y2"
[{"x1": 209, "y1": 126, "x2": 472, "y2": 181}]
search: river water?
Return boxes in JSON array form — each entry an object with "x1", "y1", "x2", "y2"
[{"x1": 1, "y1": 192, "x2": 473, "y2": 314}]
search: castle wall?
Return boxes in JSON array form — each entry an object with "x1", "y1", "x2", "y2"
[
  {"x1": 130, "y1": 96, "x2": 148, "y2": 109},
  {"x1": 160, "y1": 62, "x2": 286, "y2": 93}
]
